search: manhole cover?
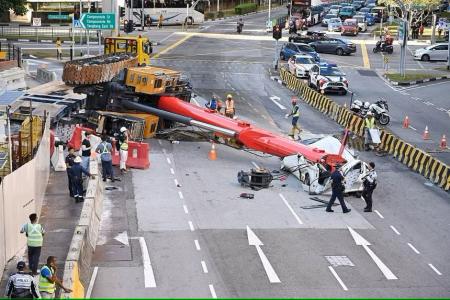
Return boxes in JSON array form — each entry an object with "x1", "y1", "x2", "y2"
[
  {"x1": 357, "y1": 69, "x2": 377, "y2": 77},
  {"x1": 325, "y1": 256, "x2": 355, "y2": 267}
]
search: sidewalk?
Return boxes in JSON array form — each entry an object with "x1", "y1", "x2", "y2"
[{"x1": 0, "y1": 171, "x2": 82, "y2": 296}]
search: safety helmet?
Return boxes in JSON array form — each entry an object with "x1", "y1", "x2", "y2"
[
  {"x1": 74, "y1": 156, "x2": 82, "y2": 163},
  {"x1": 367, "y1": 111, "x2": 373, "y2": 116},
  {"x1": 364, "y1": 102, "x2": 370, "y2": 109},
  {"x1": 17, "y1": 261, "x2": 25, "y2": 270},
  {"x1": 353, "y1": 100, "x2": 363, "y2": 107},
  {"x1": 120, "y1": 127, "x2": 128, "y2": 133},
  {"x1": 227, "y1": 94, "x2": 233, "y2": 99}
]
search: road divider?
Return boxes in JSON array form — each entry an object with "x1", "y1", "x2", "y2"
[{"x1": 279, "y1": 68, "x2": 450, "y2": 192}]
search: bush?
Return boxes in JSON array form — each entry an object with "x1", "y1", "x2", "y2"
[
  {"x1": 235, "y1": 3, "x2": 257, "y2": 15},
  {"x1": 217, "y1": 11, "x2": 225, "y2": 18},
  {"x1": 205, "y1": 12, "x2": 215, "y2": 20}
]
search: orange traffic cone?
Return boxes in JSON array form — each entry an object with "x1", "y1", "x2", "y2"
[
  {"x1": 422, "y1": 126, "x2": 430, "y2": 140},
  {"x1": 440, "y1": 135, "x2": 447, "y2": 149},
  {"x1": 208, "y1": 142, "x2": 217, "y2": 160},
  {"x1": 402, "y1": 116, "x2": 410, "y2": 128}
]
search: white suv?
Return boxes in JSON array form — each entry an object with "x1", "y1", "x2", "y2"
[
  {"x1": 309, "y1": 63, "x2": 348, "y2": 95},
  {"x1": 288, "y1": 54, "x2": 318, "y2": 78}
]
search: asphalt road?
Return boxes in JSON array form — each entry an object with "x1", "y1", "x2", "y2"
[{"x1": 88, "y1": 12, "x2": 450, "y2": 298}]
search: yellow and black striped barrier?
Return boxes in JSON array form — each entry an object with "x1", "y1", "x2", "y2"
[{"x1": 279, "y1": 68, "x2": 450, "y2": 192}]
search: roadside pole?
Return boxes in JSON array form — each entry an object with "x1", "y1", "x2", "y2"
[
  {"x1": 80, "y1": 0, "x2": 83, "y2": 56},
  {"x1": 87, "y1": 0, "x2": 91, "y2": 56},
  {"x1": 142, "y1": 0, "x2": 145, "y2": 31},
  {"x1": 268, "y1": 0, "x2": 271, "y2": 26},
  {"x1": 431, "y1": 14, "x2": 436, "y2": 45},
  {"x1": 186, "y1": 3, "x2": 189, "y2": 31},
  {"x1": 447, "y1": 31, "x2": 450, "y2": 70},
  {"x1": 217, "y1": 0, "x2": 219, "y2": 12},
  {"x1": 273, "y1": 39, "x2": 279, "y2": 70}
]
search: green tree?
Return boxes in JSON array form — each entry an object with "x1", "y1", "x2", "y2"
[
  {"x1": 379, "y1": 0, "x2": 440, "y2": 22},
  {"x1": 0, "y1": 0, "x2": 28, "y2": 16}
]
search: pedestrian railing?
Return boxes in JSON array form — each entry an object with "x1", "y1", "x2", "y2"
[{"x1": 0, "y1": 25, "x2": 100, "y2": 42}]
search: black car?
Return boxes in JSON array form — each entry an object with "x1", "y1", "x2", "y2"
[
  {"x1": 309, "y1": 38, "x2": 357, "y2": 56},
  {"x1": 288, "y1": 31, "x2": 329, "y2": 43}
]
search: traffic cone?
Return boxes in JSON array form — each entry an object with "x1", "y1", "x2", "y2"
[
  {"x1": 440, "y1": 135, "x2": 447, "y2": 149},
  {"x1": 208, "y1": 142, "x2": 217, "y2": 160},
  {"x1": 422, "y1": 126, "x2": 430, "y2": 140},
  {"x1": 402, "y1": 116, "x2": 409, "y2": 128}
]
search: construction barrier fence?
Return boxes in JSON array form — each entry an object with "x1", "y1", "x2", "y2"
[{"x1": 279, "y1": 68, "x2": 450, "y2": 192}]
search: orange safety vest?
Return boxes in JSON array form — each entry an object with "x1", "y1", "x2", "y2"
[{"x1": 225, "y1": 99, "x2": 235, "y2": 114}]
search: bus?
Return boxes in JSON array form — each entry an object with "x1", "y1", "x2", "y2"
[{"x1": 125, "y1": 0, "x2": 208, "y2": 25}]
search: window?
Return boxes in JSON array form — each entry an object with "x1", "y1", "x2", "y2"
[
  {"x1": 434, "y1": 45, "x2": 448, "y2": 50},
  {"x1": 142, "y1": 77, "x2": 148, "y2": 85},
  {"x1": 154, "y1": 79, "x2": 163, "y2": 88},
  {"x1": 137, "y1": 75, "x2": 142, "y2": 83},
  {"x1": 130, "y1": 74, "x2": 135, "y2": 82}
]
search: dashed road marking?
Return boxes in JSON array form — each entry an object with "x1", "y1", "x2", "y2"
[
  {"x1": 407, "y1": 243, "x2": 420, "y2": 254},
  {"x1": 201, "y1": 261, "x2": 209, "y2": 273},
  {"x1": 170, "y1": 168, "x2": 175, "y2": 174},
  {"x1": 328, "y1": 266, "x2": 348, "y2": 291},
  {"x1": 209, "y1": 284, "x2": 217, "y2": 298},
  {"x1": 428, "y1": 263, "x2": 442, "y2": 275},
  {"x1": 390, "y1": 225, "x2": 401, "y2": 235},
  {"x1": 195, "y1": 239, "x2": 201, "y2": 251},
  {"x1": 158, "y1": 140, "x2": 162, "y2": 145},
  {"x1": 178, "y1": 191, "x2": 184, "y2": 199},
  {"x1": 183, "y1": 205, "x2": 189, "y2": 214},
  {"x1": 409, "y1": 126, "x2": 417, "y2": 131},
  {"x1": 251, "y1": 161, "x2": 260, "y2": 169},
  {"x1": 188, "y1": 221, "x2": 195, "y2": 231},
  {"x1": 412, "y1": 97, "x2": 421, "y2": 101},
  {"x1": 166, "y1": 157, "x2": 172, "y2": 164},
  {"x1": 424, "y1": 101, "x2": 434, "y2": 106},
  {"x1": 174, "y1": 179, "x2": 179, "y2": 186},
  {"x1": 374, "y1": 210, "x2": 384, "y2": 219},
  {"x1": 279, "y1": 193, "x2": 303, "y2": 225}
]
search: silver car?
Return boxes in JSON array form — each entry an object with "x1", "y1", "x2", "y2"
[{"x1": 413, "y1": 44, "x2": 449, "y2": 61}]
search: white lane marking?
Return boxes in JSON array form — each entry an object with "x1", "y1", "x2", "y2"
[
  {"x1": 390, "y1": 225, "x2": 401, "y2": 235},
  {"x1": 174, "y1": 179, "x2": 179, "y2": 186},
  {"x1": 162, "y1": 148, "x2": 167, "y2": 154},
  {"x1": 166, "y1": 157, "x2": 171, "y2": 164},
  {"x1": 251, "y1": 161, "x2": 260, "y2": 169},
  {"x1": 248, "y1": 102, "x2": 254, "y2": 107},
  {"x1": 158, "y1": 140, "x2": 162, "y2": 145},
  {"x1": 231, "y1": 87, "x2": 236, "y2": 91},
  {"x1": 374, "y1": 210, "x2": 384, "y2": 219},
  {"x1": 428, "y1": 263, "x2": 442, "y2": 275},
  {"x1": 269, "y1": 96, "x2": 287, "y2": 110},
  {"x1": 195, "y1": 239, "x2": 201, "y2": 251},
  {"x1": 247, "y1": 226, "x2": 281, "y2": 283},
  {"x1": 157, "y1": 32, "x2": 175, "y2": 44},
  {"x1": 170, "y1": 168, "x2": 175, "y2": 174},
  {"x1": 403, "y1": 80, "x2": 450, "y2": 91},
  {"x1": 183, "y1": 205, "x2": 189, "y2": 214},
  {"x1": 409, "y1": 126, "x2": 417, "y2": 131},
  {"x1": 424, "y1": 101, "x2": 435, "y2": 106},
  {"x1": 407, "y1": 243, "x2": 421, "y2": 254},
  {"x1": 437, "y1": 107, "x2": 447, "y2": 112},
  {"x1": 201, "y1": 261, "x2": 209, "y2": 273},
  {"x1": 85, "y1": 266, "x2": 99, "y2": 298},
  {"x1": 191, "y1": 97, "x2": 200, "y2": 107},
  {"x1": 138, "y1": 237, "x2": 157, "y2": 288},
  {"x1": 188, "y1": 221, "x2": 195, "y2": 231},
  {"x1": 209, "y1": 284, "x2": 217, "y2": 298},
  {"x1": 328, "y1": 266, "x2": 348, "y2": 291},
  {"x1": 178, "y1": 191, "x2": 184, "y2": 199},
  {"x1": 279, "y1": 193, "x2": 303, "y2": 225},
  {"x1": 412, "y1": 97, "x2": 421, "y2": 101}
]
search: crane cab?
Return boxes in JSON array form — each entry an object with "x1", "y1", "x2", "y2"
[{"x1": 104, "y1": 36, "x2": 152, "y2": 66}]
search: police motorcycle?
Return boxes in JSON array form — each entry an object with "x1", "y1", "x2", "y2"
[
  {"x1": 351, "y1": 99, "x2": 390, "y2": 125},
  {"x1": 237, "y1": 19, "x2": 244, "y2": 34}
]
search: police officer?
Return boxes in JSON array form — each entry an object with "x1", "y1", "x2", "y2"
[
  {"x1": 20, "y1": 213, "x2": 45, "y2": 275},
  {"x1": 362, "y1": 162, "x2": 377, "y2": 212},
  {"x1": 286, "y1": 97, "x2": 301, "y2": 140},
  {"x1": 39, "y1": 256, "x2": 72, "y2": 298},
  {"x1": 69, "y1": 156, "x2": 94, "y2": 203},
  {"x1": 326, "y1": 164, "x2": 351, "y2": 213},
  {"x1": 5, "y1": 261, "x2": 39, "y2": 298}
]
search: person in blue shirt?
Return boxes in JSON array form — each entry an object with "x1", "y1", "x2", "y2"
[
  {"x1": 68, "y1": 156, "x2": 94, "y2": 203},
  {"x1": 326, "y1": 164, "x2": 351, "y2": 213},
  {"x1": 206, "y1": 96, "x2": 218, "y2": 111}
]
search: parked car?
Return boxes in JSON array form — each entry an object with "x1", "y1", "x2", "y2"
[
  {"x1": 280, "y1": 42, "x2": 321, "y2": 62},
  {"x1": 309, "y1": 63, "x2": 348, "y2": 95},
  {"x1": 322, "y1": 13, "x2": 338, "y2": 26},
  {"x1": 328, "y1": 18, "x2": 343, "y2": 31},
  {"x1": 288, "y1": 54, "x2": 319, "y2": 78},
  {"x1": 309, "y1": 38, "x2": 357, "y2": 56},
  {"x1": 353, "y1": 15, "x2": 368, "y2": 31},
  {"x1": 341, "y1": 19, "x2": 359, "y2": 35},
  {"x1": 339, "y1": 6, "x2": 356, "y2": 20},
  {"x1": 413, "y1": 44, "x2": 449, "y2": 61},
  {"x1": 289, "y1": 31, "x2": 329, "y2": 44},
  {"x1": 329, "y1": 4, "x2": 342, "y2": 15}
]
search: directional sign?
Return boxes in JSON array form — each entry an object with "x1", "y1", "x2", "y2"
[{"x1": 80, "y1": 13, "x2": 116, "y2": 30}]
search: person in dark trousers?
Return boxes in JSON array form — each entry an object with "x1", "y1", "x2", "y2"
[
  {"x1": 81, "y1": 132, "x2": 92, "y2": 173},
  {"x1": 5, "y1": 261, "x2": 39, "y2": 298},
  {"x1": 362, "y1": 162, "x2": 377, "y2": 212},
  {"x1": 65, "y1": 147, "x2": 76, "y2": 197},
  {"x1": 20, "y1": 213, "x2": 45, "y2": 276},
  {"x1": 326, "y1": 165, "x2": 351, "y2": 213},
  {"x1": 96, "y1": 136, "x2": 114, "y2": 182},
  {"x1": 69, "y1": 156, "x2": 94, "y2": 203}
]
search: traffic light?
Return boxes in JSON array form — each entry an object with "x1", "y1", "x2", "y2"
[
  {"x1": 120, "y1": 7, "x2": 125, "y2": 18},
  {"x1": 273, "y1": 24, "x2": 282, "y2": 40},
  {"x1": 124, "y1": 20, "x2": 134, "y2": 33}
]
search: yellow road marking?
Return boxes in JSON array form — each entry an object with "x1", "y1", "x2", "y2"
[
  {"x1": 360, "y1": 41, "x2": 371, "y2": 69},
  {"x1": 152, "y1": 34, "x2": 193, "y2": 59}
]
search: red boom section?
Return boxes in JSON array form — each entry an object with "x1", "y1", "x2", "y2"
[{"x1": 158, "y1": 96, "x2": 345, "y2": 164}]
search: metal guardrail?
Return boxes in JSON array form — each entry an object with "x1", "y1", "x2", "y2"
[{"x1": 0, "y1": 26, "x2": 99, "y2": 41}]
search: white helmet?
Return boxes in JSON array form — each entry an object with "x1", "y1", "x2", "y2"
[
  {"x1": 74, "y1": 156, "x2": 82, "y2": 163},
  {"x1": 364, "y1": 102, "x2": 370, "y2": 109},
  {"x1": 120, "y1": 127, "x2": 127, "y2": 133},
  {"x1": 367, "y1": 111, "x2": 373, "y2": 116}
]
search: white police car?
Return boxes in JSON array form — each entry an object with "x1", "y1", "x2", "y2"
[
  {"x1": 309, "y1": 62, "x2": 348, "y2": 95},
  {"x1": 288, "y1": 54, "x2": 318, "y2": 78}
]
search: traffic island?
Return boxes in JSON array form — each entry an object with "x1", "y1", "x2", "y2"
[{"x1": 384, "y1": 72, "x2": 450, "y2": 86}]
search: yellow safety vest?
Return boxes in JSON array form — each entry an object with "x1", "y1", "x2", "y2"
[
  {"x1": 120, "y1": 141, "x2": 128, "y2": 151},
  {"x1": 225, "y1": 100, "x2": 235, "y2": 114},
  {"x1": 292, "y1": 105, "x2": 300, "y2": 118},
  {"x1": 39, "y1": 266, "x2": 56, "y2": 294},
  {"x1": 365, "y1": 117, "x2": 375, "y2": 129},
  {"x1": 26, "y1": 223, "x2": 43, "y2": 247}
]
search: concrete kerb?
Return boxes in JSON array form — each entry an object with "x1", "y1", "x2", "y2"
[
  {"x1": 61, "y1": 159, "x2": 104, "y2": 299},
  {"x1": 383, "y1": 74, "x2": 450, "y2": 86}
]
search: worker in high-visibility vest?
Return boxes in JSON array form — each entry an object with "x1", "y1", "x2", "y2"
[
  {"x1": 286, "y1": 97, "x2": 301, "y2": 140},
  {"x1": 39, "y1": 256, "x2": 72, "y2": 298},
  {"x1": 118, "y1": 127, "x2": 129, "y2": 174},
  {"x1": 224, "y1": 94, "x2": 235, "y2": 118},
  {"x1": 55, "y1": 37, "x2": 62, "y2": 60},
  {"x1": 364, "y1": 112, "x2": 376, "y2": 151},
  {"x1": 20, "y1": 213, "x2": 45, "y2": 275}
]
